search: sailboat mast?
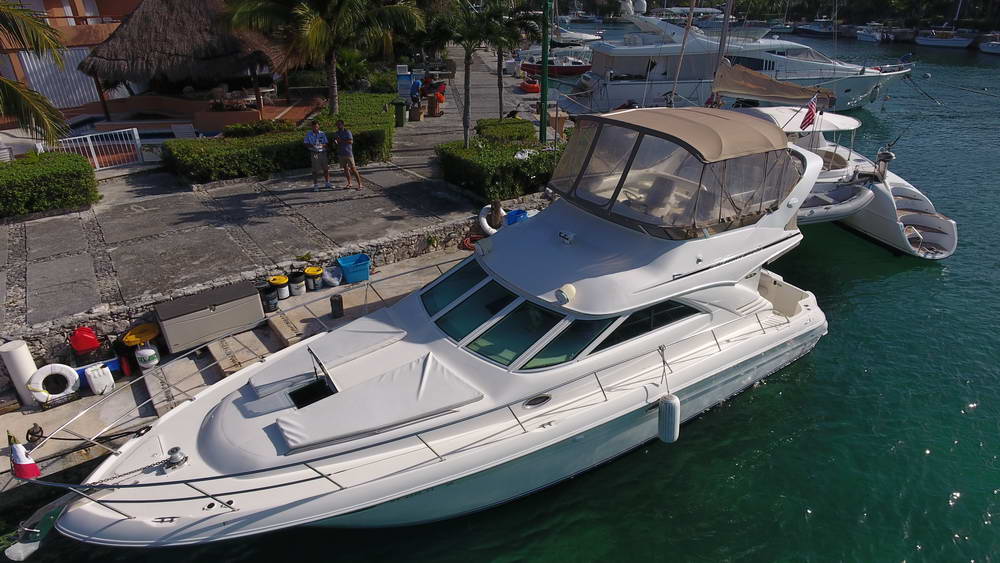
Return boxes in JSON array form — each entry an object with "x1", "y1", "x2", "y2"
[
  {"x1": 713, "y1": 0, "x2": 735, "y2": 75},
  {"x1": 953, "y1": 0, "x2": 964, "y2": 25}
]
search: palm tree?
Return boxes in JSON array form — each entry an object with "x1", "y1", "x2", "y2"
[
  {"x1": 228, "y1": 0, "x2": 424, "y2": 114},
  {"x1": 484, "y1": 0, "x2": 540, "y2": 118},
  {"x1": 450, "y1": 0, "x2": 494, "y2": 148},
  {"x1": 0, "y1": 3, "x2": 68, "y2": 142}
]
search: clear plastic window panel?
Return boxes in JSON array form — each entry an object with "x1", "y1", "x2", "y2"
[
  {"x1": 593, "y1": 301, "x2": 701, "y2": 353},
  {"x1": 549, "y1": 120, "x2": 598, "y2": 195},
  {"x1": 435, "y1": 281, "x2": 517, "y2": 341},
  {"x1": 467, "y1": 301, "x2": 563, "y2": 366},
  {"x1": 573, "y1": 125, "x2": 639, "y2": 206},
  {"x1": 522, "y1": 318, "x2": 615, "y2": 370},
  {"x1": 421, "y1": 260, "x2": 488, "y2": 317}
]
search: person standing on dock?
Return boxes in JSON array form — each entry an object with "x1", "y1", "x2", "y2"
[
  {"x1": 304, "y1": 120, "x2": 331, "y2": 191},
  {"x1": 334, "y1": 119, "x2": 363, "y2": 190}
]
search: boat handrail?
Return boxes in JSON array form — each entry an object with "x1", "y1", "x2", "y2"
[{"x1": 15, "y1": 303, "x2": 793, "y2": 512}]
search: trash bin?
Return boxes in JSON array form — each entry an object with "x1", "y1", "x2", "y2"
[{"x1": 391, "y1": 99, "x2": 407, "y2": 128}]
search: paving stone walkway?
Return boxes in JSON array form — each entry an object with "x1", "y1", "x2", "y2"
[{"x1": 0, "y1": 47, "x2": 538, "y2": 330}]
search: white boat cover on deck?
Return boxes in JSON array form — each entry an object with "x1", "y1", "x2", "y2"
[
  {"x1": 275, "y1": 353, "x2": 483, "y2": 452},
  {"x1": 249, "y1": 308, "x2": 406, "y2": 397}
]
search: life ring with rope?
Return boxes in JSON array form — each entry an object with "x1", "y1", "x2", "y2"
[{"x1": 26, "y1": 364, "x2": 80, "y2": 405}]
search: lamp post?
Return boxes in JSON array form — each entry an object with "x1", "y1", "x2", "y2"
[{"x1": 540, "y1": 0, "x2": 552, "y2": 143}]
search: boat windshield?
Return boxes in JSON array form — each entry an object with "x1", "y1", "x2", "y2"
[{"x1": 550, "y1": 119, "x2": 802, "y2": 239}]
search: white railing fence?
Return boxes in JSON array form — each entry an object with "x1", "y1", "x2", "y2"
[{"x1": 37, "y1": 128, "x2": 143, "y2": 170}]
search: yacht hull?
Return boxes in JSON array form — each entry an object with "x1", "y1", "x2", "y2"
[
  {"x1": 914, "y1": 36, "x2": 974, "y2": 48},
  {"x1": 312, "y1": 324, "x2": 826, "y2": 528}
]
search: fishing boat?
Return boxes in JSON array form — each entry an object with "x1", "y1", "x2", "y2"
[
  {"x1": 856, "y1": 22, "x2": 892, "y2": 43},
  {"x1": 915, "y1": 29, "x2": 974, "y2": 48},
  {"x1": 37, "y1": 108, "x2": 828, "y2": 547},
  {"x1": 979, "y1": 33, "x2": 1000, "y2": 54},
  {"x1": 741, "y1": 107, "x2": 957, "y2": 259},
  {"x1": 520, "y1": 53, "x2": 592, "y2": 77},
  {"x1": 562, "y1": 0, "x2": 911, "y2": 114},
  {"x1": 794, "y1": 17, "x2": 837, "y2": 38}
]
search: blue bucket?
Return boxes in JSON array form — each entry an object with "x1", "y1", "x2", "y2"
[
  {"x1": 506, "y1": 209, "x2": 528, "y2": 225},
  {"x1": 337, "y1": 253, "x2": 371, "y2": 283}
]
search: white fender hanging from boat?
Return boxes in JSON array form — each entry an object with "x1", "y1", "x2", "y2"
[
  {"x1": 478, "y1": 205, "x2": 505, "y2": 236},
  {"x1": 26, "y1": 364, "x2": 80, "y2": 405},
  {"x1": 658, "y1": 394, "x2": 681, "y2": 443}
]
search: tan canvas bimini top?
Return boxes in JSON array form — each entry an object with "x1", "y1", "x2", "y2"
[{"x1": 584, "y1": 107, "x2": 789, "y2": 163}]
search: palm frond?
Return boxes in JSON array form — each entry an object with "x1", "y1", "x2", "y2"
[
  {"x1": 226, "y1": 0, "x2": 298, "y2": 32},
  {"x1": 0, "y1": 76, "x2": 67, "y2": 143},
  {"x1": 0, "y1": 2, "x2": 64, "y2": 67}
]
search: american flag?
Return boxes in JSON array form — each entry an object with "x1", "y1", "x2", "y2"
[{"x1": 800, "y1": 95, "x2": 818, "y2": 129}]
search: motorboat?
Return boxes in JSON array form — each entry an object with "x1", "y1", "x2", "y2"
[
  {"x1": 979, "y1": 33, "x2": 1000, "y2": 54},
  {"x1": 769, "y1": 20, "x2": 795, "y2": 34},
  {"x1": 42, "y1": 108, "x2": 828, "y2": 546},
  {"x1": 856, "y1": 22, "x2": 892, "y2": 43},
  {"x1": 562, "y1": 0, "x2": 911, "y2": 114},
  {"x1": 794, "y1": 17, "x2": 837, "y2": 38},
  {"x1": 553, "y1": 25, "x2": 602, "y2": 45},
  {"x1": 915, "y1": 28, "x2": 974, "y2": 48},
  {"x1": 742, "y1": 107, "x2": 957, "y2": 259},
  {"x1": 521, "y1": 53, "x2": 592, "y2": 77}
]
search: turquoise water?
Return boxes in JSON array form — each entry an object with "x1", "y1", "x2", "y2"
[{"x1": 19, "y1": 36, "x2": 1000, "y2": 562}]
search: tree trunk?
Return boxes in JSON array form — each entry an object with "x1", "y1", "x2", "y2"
[
  {"x1": 463, "y1": 48, "x2": 472, "y2": 148},
  {"x1": 327, "y1": 51, "x2": 339, "y2": 115},
  {"x1": 496, "y1": 48, "x2": 504, "y2": 118}
]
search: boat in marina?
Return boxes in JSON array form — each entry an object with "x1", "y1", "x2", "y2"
[
  {"x1": 561, "y1": 0, "x2": 911, "y2": 114},
  {"x1": 794, "y1": 17, "x2": 837, "y2": 38},
  {"x1": 856, "y1": 22, "x2": 892, "y2": 43},
  {"x1": 36, "y1": 108, "x2": 828, "y2": 547},
  {"x1": 741, "y1": 107, "x2": 957, "y2": 259},
  {"x1": 979, "y1": 33, "x2": 1000, "y2": 54},
  {"x1": 769, "y1": 20, "x2": 795, "y2": 34},
  {"x1": 915, "y1": 28, "x2": 974, "y2": 48},
  {"x1": 520, "y1": 53, "x2": 592, "y2": 77}
]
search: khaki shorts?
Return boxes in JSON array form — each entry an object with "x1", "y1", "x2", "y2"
[
  {"x1": 310, "y1": 151, "x2": 328, "y2": 173},
  {"x1": 338, "y1": 155, "x2": 356, "y2": 168}
]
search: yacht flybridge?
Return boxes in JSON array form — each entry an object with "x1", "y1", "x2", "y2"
[
  {"x1": 742, "y1": 107, "x2": 957, "y2": 259},
  {"x1": 562, "y1": 0, "x2": 910, "y2": 113},
  {"x1": 41, "y1": 109, "x2": 828, "y2": 548}
]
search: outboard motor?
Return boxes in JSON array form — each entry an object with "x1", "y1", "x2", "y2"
[{"x1": 875, "y1": 144, "x2": 895, "y2": 180}]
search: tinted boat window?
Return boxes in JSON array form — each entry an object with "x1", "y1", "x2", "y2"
[
  {"x1": 592, "y1": 301, "x2": 700, "y2": 353},
  {"x1": 421, "y1": 260, "x2": 487, "y2": 316},
  {"x1": 522, "y1": 318, "x2": 614, "y2": 370},
  {"x1": 435, "y1": 281, "x2": 517, "y2": 341},
  {"x1": 467, "y1": 301, "x2": 563, "y2": 366}
]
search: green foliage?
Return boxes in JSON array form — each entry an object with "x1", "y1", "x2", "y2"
[
  {"x1": 475, "y1": 118, "x2": 536, "y2": 144},
  {"x1": 336, "y1": 48, "x2": 370, "y2": 87},
  {"x1": 163, "y1": 93, "x2": 396, "y2": 182},
  {"x1": 287, "y1": 70, "x2": 327, "y2": 87},
  {"x1": 223, "y1": 119, "x2": 297, "y2": 138},
  {"x1": 369, "y1": 70, "x2": 397, "y2": 93},
  {"x1": 435, "y1": 140, "x2": 563, "y2": 201},
  {"x1": 0, "y1": 152, "x2": 98, "y2": 218}
]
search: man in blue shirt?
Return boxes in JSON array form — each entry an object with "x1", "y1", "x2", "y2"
[
  {"x1": 303, "y1": 120, "x2": 331, "y2": 190},
  {"x1": 409, "y1": 77, "x2": 422, "y2": 107},
  {"x1": 334, "y1": 119, "x2": 363, "y2": 190}
]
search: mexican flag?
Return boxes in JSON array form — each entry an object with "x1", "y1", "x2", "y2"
[{"x1": 7, "y1": 431, "x2": 41, "y2": 479}]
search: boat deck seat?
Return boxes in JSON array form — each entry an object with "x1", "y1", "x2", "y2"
[
  {"x1": 275, "y1": 353, "x2": 483, "y2": 452},
  {"x1": 814, "y1": 149, "x2": 850, "y2": 171}
]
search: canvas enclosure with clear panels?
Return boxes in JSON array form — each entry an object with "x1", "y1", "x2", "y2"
[{"x1": 549, "y1": 110, "x2": 802, "y2": 240}]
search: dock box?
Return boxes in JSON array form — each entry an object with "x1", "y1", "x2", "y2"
[{"x1": 155, "y1": 282, "x2": 264, "y2": 354}]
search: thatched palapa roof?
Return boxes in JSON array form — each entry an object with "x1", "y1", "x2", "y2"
[{"x1": 79, "y1": 0, "x2": 285, "y2": 83}]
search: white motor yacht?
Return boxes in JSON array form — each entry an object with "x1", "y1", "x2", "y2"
[
  {"x1": 41, "y1": 108, "x2": 828, "y2": 547},
  {"x1": 856, "y1": 23, "x2": 892, "y2": 43},
  {"x1": 743, "y1": 107, "x2": 957, "y2": 259},
  {"x1": 979, "y1": 33, "x2": 1000, "y2": 54},
  {"x1": 562, "y1": 0, "x2": 910, "y2": 113}
]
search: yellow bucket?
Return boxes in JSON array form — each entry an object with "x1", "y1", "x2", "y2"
[
  {"x1": 123, "y1": 323, "x2": 160, "y2": 347},
  {"x1": 268, "y1": 275, "x2": 289, "y2": 286},
  {"x1": 304, "y1": 266, "x2": 324, "y2": 277}
]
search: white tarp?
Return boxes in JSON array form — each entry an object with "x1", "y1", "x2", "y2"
[{"x1": 276, "y1": 353, "x2": 483, "y2": 452}]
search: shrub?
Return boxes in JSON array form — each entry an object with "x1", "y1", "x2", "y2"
[
  {"x1": 164, "y1": 93, "x2": 397, "y2": 182},
  {"x1": 223, "y1": 119, "x2": 297, "y2": 138},
  {"x1": 475, "y1": 118, "x2": 536, "y2": 144},
  {"x1": 369, "y1": 70, "x2": 397, "y2": 93},
  {"x1": 435, "y1": 140, "x2": 563, "y2": 201},
  {"x1": 288, "y1": 70, "x2": 326, "y2": 87},
  {"x1": 0, "y1": 152, "x2": 98, "y2": 218}
]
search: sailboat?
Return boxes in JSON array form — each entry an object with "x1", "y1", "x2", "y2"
[{"x1": 915, "y1": 0, "x2": 974, "y2": 48}]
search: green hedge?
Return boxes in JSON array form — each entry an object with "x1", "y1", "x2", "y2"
[
  {"x1": 163, "y1": 93, "x2": 396, "y2": 182},
  {"x1": 0, "y1": 152, "x2": 98, "y2": 218},
  {"x1": 223, "y1": 119, "x2": 296, "y2": 138},
  {"x1": 435, "y1": 141, "x2": 563, "y2": 201},
  {"x1": 475, "y1": 118, "x2": 536, "y2": 144}
]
